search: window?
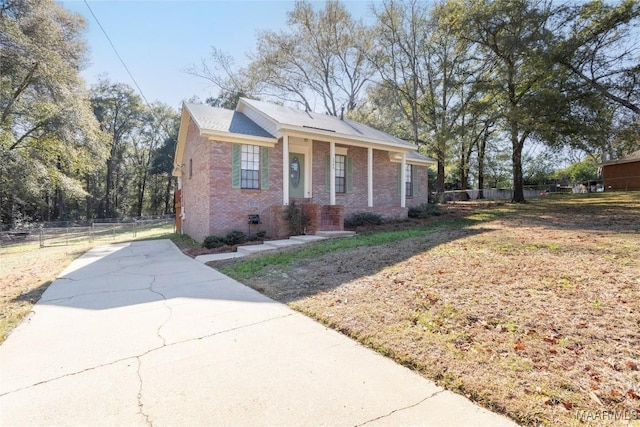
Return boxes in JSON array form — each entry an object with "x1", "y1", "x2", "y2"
[
  {"x1": 335, "y1": 154, "x2": 346, "y2": 193},
  {"x1": 241, "y1": 144, "x2": 260, "y2": 189},
  {"x1": 405, "y1": 164, "x2": 413, "y2": 197}
]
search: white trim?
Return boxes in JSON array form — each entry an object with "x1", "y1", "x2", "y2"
[
  {"x1": 400, "y1": 153, "x2": 406, "y2": 208},
  {"x1": 335, "y1": 146, "x2": 349, "y2": 156},
  {"x1": 278, "y1": 127, "x2": 416, "y2": 153},
  {"x1": 282, "y1": 135, "x2": 289, "y2": 205},
  {"x1": 277, "y1": 124, "x2": 415, "y2": 151},
  {"x1": 330, "y1": 142, "x2": 336, "y2": 205},
  {"x1": 388, "y1": 151, "x2": 435, "y2": 166},
  {"x1": 201, "y1": 130, "x2": 277, "y2": 147},
  {"x1": 367, "y1": 147, "x2": 373, "y2": 208}
]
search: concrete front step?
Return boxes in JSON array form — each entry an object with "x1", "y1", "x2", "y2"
[
  {"x1": 263, "y1": 239, "x2": 305, "y2": 249},
  {"x1": 289, "y1": 235, "x2": 327, "y2": 243},
  {"x1": 237, "y1": 244, "x2": 277, "y2": 255},
  {"x1": 194, "y1": 252, "x2": 246, "y2": 263},
  {"x1": 315, "y1": 230, "x2": 356, "y2": 238},
  {"x1": 196, "y1": 232, "x2": 355, "y2": 263}
]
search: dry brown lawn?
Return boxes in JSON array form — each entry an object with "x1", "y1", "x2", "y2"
[{"x1": 220, "y1": 193, "x2": 640, "y2": 426}]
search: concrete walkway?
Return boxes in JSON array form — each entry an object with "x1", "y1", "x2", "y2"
[
  {"x1": 0, "y1": 240, "x2": 517, "y2": 426},
  {"x1": 194, "y1": 233, "x2": 351, "y2": 264}
]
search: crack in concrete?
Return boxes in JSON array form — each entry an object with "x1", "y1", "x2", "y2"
[
  {"x1": 147, "y1": 276, "x2": 170, "y2": 347},
  {"x1": 135, "y1": 356, "x2": 153, "y2": 426},
  {"x1": 355, "y1": 389, "x2": 446, "y2": 426},
  {"x1": 122, "y1": 275, "x2": 171, "y2": 422},
  {"x1": 170, "y1": 313, "x2": 294, "y2": 346},
  {"x1": 39, "y1": 287, "x2": 154, "y2": 304},
  {"x1": 0, "y1": 355, "x2": 140, "y2": 397},
  {"x1": 0, "y1": 313, "x2": 293, "y2": 397}
]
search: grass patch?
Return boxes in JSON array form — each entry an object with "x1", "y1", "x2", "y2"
[{"x1": 220, "y1": 213, "x2": 508, "y2": 281}]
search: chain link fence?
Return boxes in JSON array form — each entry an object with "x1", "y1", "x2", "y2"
[
  {"x1": 0, "y1": 216, "x2": 175, "y2": 249},
  {"x1": 441, "y1": 176, "x2": 639, "y2": 202}
]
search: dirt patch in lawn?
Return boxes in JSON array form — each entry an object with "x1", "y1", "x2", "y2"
[{"x1": 226, "y1": 193, "x2": 640, "y2": 426}]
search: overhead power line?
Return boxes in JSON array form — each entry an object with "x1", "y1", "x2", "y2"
[{"x1": 83, "y1": 0, "x2": 152, "y2": 108}]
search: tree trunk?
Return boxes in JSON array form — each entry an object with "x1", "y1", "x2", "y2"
[
  {"x1": 437, "y1": 158, "x2": 445, "y2": 194},
  {"x1": 105, "y1": 158, "x2": 113, "y2": 218},
  {"x1": 436, "y1": 135, "x2": 446, "y2": 193},
  {"x1": 163, "y1": 175, "x2": 173, "y2": 214},
  {"x1": 477, "y1": 135, "x2": 486, "y2": 200},
  {"x1": 459, "y1": 154, "x2": 467, "y2": 190},
  {"x1": 511, "y1": 129, "x2": 525, "y2": 203},
  {"x1": 136, "y1": 170, "x2": 147, "y2": 218}
]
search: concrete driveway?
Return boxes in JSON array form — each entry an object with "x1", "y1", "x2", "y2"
[{"x1": 0, "y1": 240, "x2": 517, "y2": 426}]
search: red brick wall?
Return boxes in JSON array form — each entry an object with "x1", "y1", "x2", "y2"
[
  {"x1": 207, "y1": 139, "x2": 285, "y2": 239},
  {"x1": 302, "y1": 204, "x2": 321, "y2": 235},
  {"x1": 180, "y1": 120, "x2": 285, "y2": 242},
  {"x1": 602, "y1": 162, "x2": 640, "y2": 190},
  {"x1": 181, "y1": 119, "x2": 211, "y2": 242},
  {"x1": 269, "y1": 205, "x2": 289, "y2": 238},
  {"x1": 181, "y1": 127, "x2": 431, "y2": 241},
  {"x1": 408, "y1": 163, "x2": 430, "y2": 207},
  {"x1": 321, "y1": 205, "x2": 344, "y2": 231}
]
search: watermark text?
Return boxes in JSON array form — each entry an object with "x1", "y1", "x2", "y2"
[{"x1": 576, "y1": 409, "x2": 638, "y2": 422}]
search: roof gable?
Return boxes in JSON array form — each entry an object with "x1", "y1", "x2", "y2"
[
  {"x1": 185, "y1": 103, "x2": 274, "y2": 139},
  {"x1": 600, "y1": 149, "x2": 640, "y2": 166}
]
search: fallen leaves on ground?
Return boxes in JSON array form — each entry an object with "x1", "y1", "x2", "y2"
[{"x1": 235, "y1": 193, "x2": 640, "y2": 427}]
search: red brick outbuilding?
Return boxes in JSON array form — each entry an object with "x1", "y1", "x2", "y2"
[{"x1": 600, "y1": 150, "x2": 640, "y2": 191}]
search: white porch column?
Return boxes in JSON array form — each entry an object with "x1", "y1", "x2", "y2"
[
  {"x1": 282, "y1": 135, "x2": 289, "y2": 205},
  {"x1": 367, "y1": 147, "x2": 373, "y2": 207},
  {"x1": 329, "y1": 141, "x2": 336, "y2": 205},
  {"x1": 400, "y1": 152, "x2": 407, "y2": 208}
]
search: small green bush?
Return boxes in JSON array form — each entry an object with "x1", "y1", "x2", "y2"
[
  {"x1": 247, "y1": 230, "x2": 267, "y2": 241},
  {"x1": 284, "y1": 201, "x2": 309, "y2": 235},
  {"x1": 344, "y1": 211, "x2": 384, "y2": 228},
  {"x1": 224, "y1": 230, "x2": 247, "y2": 245},
  {"x1": 203, "y1": 235, "x2": 224, "y2": 249},
  {"x1": 408, "y1": 203, "x2": 443, "y2": 218}
]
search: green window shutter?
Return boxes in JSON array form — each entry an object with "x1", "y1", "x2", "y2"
[
  {"x1": 260, "y1": 147, "x2": 270, "y2": 190},
  {"x1": 346, "y1": 156, "x2": 353, "y2": 193},
  {"x1": 231, "y1": 143, "x2": 241, "y2": 189},
  {"x1": 412, "y1": 165, "x2": 418, "y2": 196},
  {"x1": 325, "y1": 153, "x2": 330, "y2": 192},
  {"x1": 396, "y1": 163, "x2": 401, "y2": 196}
]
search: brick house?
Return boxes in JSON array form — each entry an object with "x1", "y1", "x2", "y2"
[
  {"x1": 600, "y1": 150, "x2": 640, "y2": 191},
  {"x1": 173, "y1": 98, "x2": 435, "y2": 242}
]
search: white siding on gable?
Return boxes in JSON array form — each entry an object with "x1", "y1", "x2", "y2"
[{"x1": 242, "y1": 106, "x2": 279, "y2": 137}]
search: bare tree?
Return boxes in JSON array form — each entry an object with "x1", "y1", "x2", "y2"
[
  {"x1": 186, "y1": 47, "x2": 256, "y2": 109},
  {"x1": 249, "y1": 0, "x2": 374, "y2": 114},
  {"x1": 370, "y1": 0, "x2": 482, "y2": 194}
]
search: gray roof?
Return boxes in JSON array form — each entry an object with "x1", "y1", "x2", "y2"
[
  {"x1": 406, "y1": 150, "x2": 435, "y2": 164},
  {"x1": 600, "y1": 149, "x2": 640, "y2": 166},
  {"x1": 240, "y1": 98, "x2": 417, "y2": 150},
  {"x1": 183, "y1": 99, "x2": 436, "y2": 164},
  {"x1": 184, "y1": 103, "x2": 275, "y2": 139}
]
